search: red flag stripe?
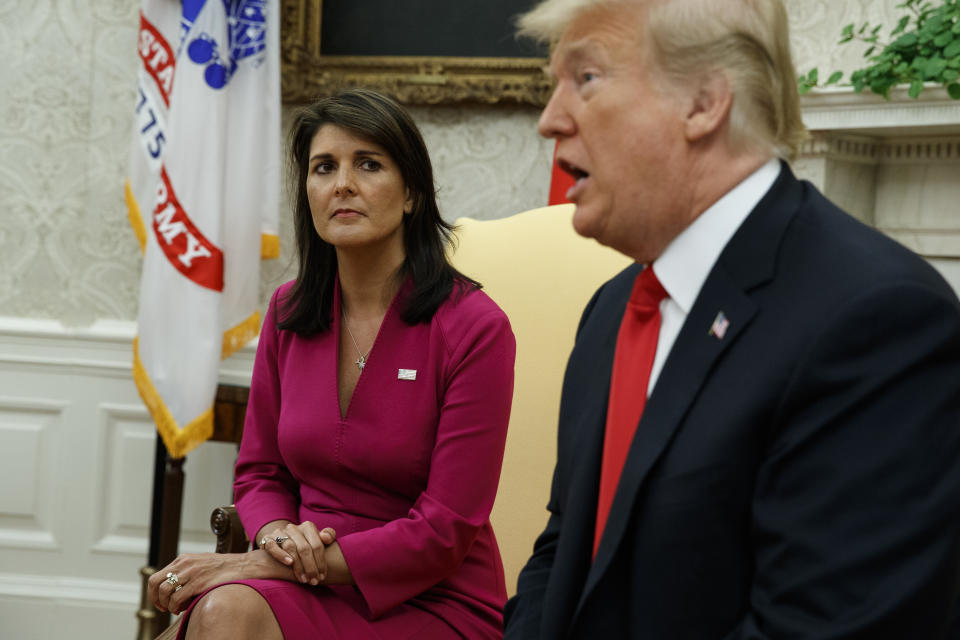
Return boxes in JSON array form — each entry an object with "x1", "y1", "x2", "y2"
[
  {"x1": 152, "y1": 167, "x2": 224, "y2": 292},
  {"x1": 138, "y1": 12, "x2": 175, "y2": 106}
]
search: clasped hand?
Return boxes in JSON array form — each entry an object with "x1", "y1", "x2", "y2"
[
  {"x1": 260, "y1": 520, "x2": 337, "y2": 585},
  {"x1": 148, "y1": 520, "x2": 336, "y2": 615}
]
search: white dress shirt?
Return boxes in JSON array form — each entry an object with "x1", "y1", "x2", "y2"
[{"x1": 646, "y1": 158, "x2": 781, "y2": 395}]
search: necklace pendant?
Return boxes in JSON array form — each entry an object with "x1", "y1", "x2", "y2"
[{"x1": 356, "y1": 356, "x2": 366, "y2": 370}]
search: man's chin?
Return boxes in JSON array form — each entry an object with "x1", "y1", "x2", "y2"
[{"x1": 571, "y1": 205, "x2": 604, "y2": 242}]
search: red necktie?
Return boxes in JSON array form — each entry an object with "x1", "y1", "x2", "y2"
[{"x1": 593, "y1": 267, "x2": 668, "y2": 557}]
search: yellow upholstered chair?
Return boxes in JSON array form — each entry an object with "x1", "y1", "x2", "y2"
[{"x1": 449, "y1": 203, "x2": 632, "y2": 594}]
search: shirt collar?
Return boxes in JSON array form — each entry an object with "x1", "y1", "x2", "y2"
[{"x1": 652, "y1": 158, "x2": 781, "y2": 314}]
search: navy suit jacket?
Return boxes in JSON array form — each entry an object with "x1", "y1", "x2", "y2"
[{"x1": 504, "y1": 164, "x2": 960, "y2": 639}]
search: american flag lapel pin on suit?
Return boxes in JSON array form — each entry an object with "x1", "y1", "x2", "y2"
[{"x1": 709, "y1": 311, "x2": 730, "y2": 339}]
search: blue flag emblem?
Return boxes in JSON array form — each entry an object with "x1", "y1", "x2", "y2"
[{"x1": 181, "y1": 0, "x2": 268, "y2": 89}]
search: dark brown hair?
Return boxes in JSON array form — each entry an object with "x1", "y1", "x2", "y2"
[{"x1": 278, "y1": 88, "x2": 478, "y2": 335}]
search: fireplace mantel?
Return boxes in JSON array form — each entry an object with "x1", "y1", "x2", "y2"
[
  {"x1": 793, "y1": 86, "x2": 960, "y2": 293},
  {"x1": 801, "y1": 85, "x2": 960, "y2": 137}
]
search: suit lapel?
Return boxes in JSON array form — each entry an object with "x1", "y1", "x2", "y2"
[{"x1": 573, "y1": 163, "x2": 805, "y2": 618}]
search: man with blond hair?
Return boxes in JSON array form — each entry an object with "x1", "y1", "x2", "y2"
[{"x1": 505, "y1": 0, "x2": 960, "y2": 638}]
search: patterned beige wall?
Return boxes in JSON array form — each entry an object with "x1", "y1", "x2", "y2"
[
  {"x1": 1, "y1": 2, "x2": 143, "y2": 324},
  {"x1": 0, "y1": 0, "x2": 902, "y2": 325},
  {"x1": 787, "y1": 0, "x2": 902, "y2": 79}
]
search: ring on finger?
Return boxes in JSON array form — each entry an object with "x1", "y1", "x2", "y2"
[
  {"x1": 165, "y1": 572, "x2": 182, "y2": 590},
  {"x1": 275, "y1": 535, "x2": 289, "y2": 546}
]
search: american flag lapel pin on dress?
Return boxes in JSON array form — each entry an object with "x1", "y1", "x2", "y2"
[
  {"x1": 398, "y1": 369, "x2": 417, "y2": 381},
  {"x1": 709, "y1": 311, "x2": 730, "y2": 340}
]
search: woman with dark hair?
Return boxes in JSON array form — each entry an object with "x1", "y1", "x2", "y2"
[{"x1": 149, "y1": 89, "x2": 516, "y2": 639}]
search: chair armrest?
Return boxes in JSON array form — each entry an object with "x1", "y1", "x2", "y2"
[
  {"x1": 153, "y1": 621, "x2": 180, "y2": 640},
  {"x1": 210, "y1": 505, "x2": 249, "y2": 553}
]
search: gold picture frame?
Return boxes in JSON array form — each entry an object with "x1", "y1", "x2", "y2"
[{"x1": 279, "y1": 0, "x2": 552, "y2": 106}]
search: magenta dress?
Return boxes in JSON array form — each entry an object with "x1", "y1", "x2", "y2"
[{"x1": 177, "y1": 278, "x2": 515, "y2": 639}]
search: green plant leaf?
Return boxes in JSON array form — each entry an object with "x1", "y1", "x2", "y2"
[
  {"x1": 909, "y1": 78, "x2": 925, "y2": 97},
  {"x1": 944, "y1": 39, "x2": 960, "y2": 57},
  {"x1": 827, "y1": 71, "x2": 844, "y2": 84},
  {"x1": 892, "y1": 15, "x2": 912, "y2": 36},
  {"x1": 948, "y1": 82, "x2": 960, "y2": 99},
  {"x1": 953, "y1": 20, "x2": 960, "y2": 34},
  {"x1": 894, "y1": 32, "x2": 920, "y2": 48},
  {"x1": 943, "y1": 68, "x2": 960, "y2": 81},
  {"x1": 934, "y1": 31, "x2": 953, "y2": 46},
  {"x1": 842, "y1": 23, "x2": 855, "y2": 38},
  {"x1": 859, "y1": 22, "x2": 868, "y2": 35},
  {"x1": 808, "y1": 67, "x2": 819, "y2": 84},
  {"x1": 864, "y1": 45, "x2": 878, "y2": 58},
  {"x1": 870, "y1": 76, "x2": 896, "y2": 97},
  {"x1": 925, "y1": 56, "x2": 948, "y2": 78},
  {"x1": 796, "y1": 70, "x2": 818, "y2": 94}
]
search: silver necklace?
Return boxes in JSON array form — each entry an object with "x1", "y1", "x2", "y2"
[{"x1": 342, "y1": 309, "x2": 371, "y2": 370}]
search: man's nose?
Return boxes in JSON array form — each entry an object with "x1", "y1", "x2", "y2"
[{"x1": 537, "y1": 84, "x2": 575, "y2": 139}]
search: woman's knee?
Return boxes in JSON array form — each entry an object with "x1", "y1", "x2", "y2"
[{"x1": 185, "y1": 584, "x2": 280, "y2": 639}]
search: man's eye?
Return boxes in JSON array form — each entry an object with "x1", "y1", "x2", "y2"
[{"x1": 579, "y1": 71, "x2": 597, "y2": 84}]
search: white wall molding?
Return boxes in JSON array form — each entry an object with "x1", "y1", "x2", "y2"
[
  {"x1": 798, "y1": 133, "x2": 882, "y2": 165},
  {"x1": 0, "y1": 316, "x2": 258, "y2": 384},
  {"x1": 0, "y1": 529, "x2": 59, "y2": 552},
  {"x1": 0, "y1": 573, "x2": 139, "y2": 606},
  {"x1": 800, "y1": 132, "x2": 960, "y2": 165},
  {"x1": 801, "y1": 86, "x2": 960, "y2": 136}
]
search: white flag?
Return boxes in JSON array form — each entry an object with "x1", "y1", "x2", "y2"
[
  {"x1": 127, "y1": 0, "x2": 280, "y2": 458},
  {"x1": 125, "y1": 0, "x2": 178, "y2": 250}
]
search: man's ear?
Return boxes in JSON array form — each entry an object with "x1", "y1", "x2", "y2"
[{"x1": 683, "y1": 72, "x2": 732, "y2": 142}]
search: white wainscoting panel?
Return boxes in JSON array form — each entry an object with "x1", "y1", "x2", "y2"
[
  {"x1": 0, "y1": 398, "x2": 64, "y2": 552},
  {"x1": 0, "y1": 317, "x2": 253, "y2": 640},
  {"x1": 93, "y1": 402, "x2": 160, "y2": 557}
]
